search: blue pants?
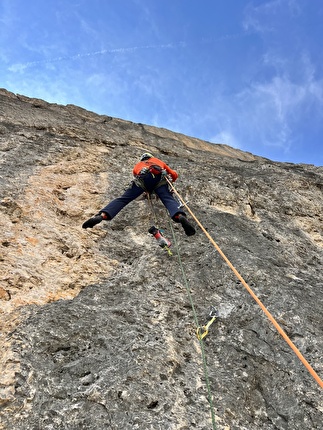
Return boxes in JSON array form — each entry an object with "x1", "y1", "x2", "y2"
[{"x1": 100, "y1": 173, "x2": 185, "y2": 221}]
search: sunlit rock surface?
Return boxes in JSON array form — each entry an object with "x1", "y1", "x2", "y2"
[{"x1": 0, "y1": 88, "x2": 322, "y2": 429}]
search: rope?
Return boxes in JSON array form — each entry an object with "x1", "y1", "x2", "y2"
[
  {"x1": 168, "y1": 219, "x2": 218, "y2": 430},
  {"x1": 146, "y1": 192, "x2": 159, "y2": 225},
  {"x1": 148, "y1": 192, "x2": 217, "y2": 428},
  {"x1": 166, "y1": 178, "x2": 323, "y2": 389}
]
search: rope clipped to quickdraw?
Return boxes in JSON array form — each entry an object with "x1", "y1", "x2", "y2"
[
  {"x1": 167, "y1": 219, "x2": 218, "y2": 430},
  {"x1": 166, "y1": 178, "x2": 323, "y2": 389},
  {"x1": 197, "y1": 306, "x2": 219, "y2": 340}
]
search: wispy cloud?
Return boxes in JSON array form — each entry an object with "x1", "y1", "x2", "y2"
[
  {"x1": 200, "y1": 47, "x2": 323, "y2": 159},
  {"x1": 8, "y1": 42, "x2": 187, "y2": 73},
  {"x1": 210, "y1": 130, "x2": 241, "y2": 149},
  {"x1": 2, "y1": 0, "x2": 322, "y2": 164},
  {"x1": 243, "y1": 0, "x2": 302, "y2": 33}
]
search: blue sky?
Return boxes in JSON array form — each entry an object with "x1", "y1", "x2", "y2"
[{"x1": 1, "y1": 0, "x2": 323, "y2": 166}]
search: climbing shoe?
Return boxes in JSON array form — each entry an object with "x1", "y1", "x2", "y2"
[
  {"x1": 82, "y1": 214, "x2": 103, "y2": 229},
  {"x1": 178, "y1": 215, "x2": 196, "y2": 236}
]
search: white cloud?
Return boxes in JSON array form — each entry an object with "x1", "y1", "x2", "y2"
[
  {"x1": 243, "y1": 0, "x2": 301, "y2": 33},
  {"x1": 209, "y1": 130, "x2": 241, "y2": 149},
  {"x1": 234, "y1": 78, "x2": 297, "y2": 151},
  {"x1": 4, "y1": 70, "x2": 84, "y2": 107},
  {"x1": 200, "y1": 48, "x2": 323, "y2": 159}
]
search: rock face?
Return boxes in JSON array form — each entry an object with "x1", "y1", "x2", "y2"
[{"x1": 0, "y1": 88, "x2": 322, "y2": 429}]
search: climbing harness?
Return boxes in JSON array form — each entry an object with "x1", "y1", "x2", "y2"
[
  {"x1": 196, "y1": 306, "x2": 219, "y2": 340},
  {"x1": 166, "y1": 177, "x2": 323, "y2": 389},
  {"x1": 134, "y1": 165, "x2": 167, "y2": 191}
]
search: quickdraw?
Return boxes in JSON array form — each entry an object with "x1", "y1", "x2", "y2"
[
  {"x1": 148, "y1": 225, "x2": 173, "y2": 256},
  {"x1": 196, "y1": 306, "x2": 219, "y2": 340},
  {"x1": 146, "y1": 193, "x2": 173, "y2": 256}
]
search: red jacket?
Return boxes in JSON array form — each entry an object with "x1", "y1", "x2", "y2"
[{"x1": 133, "y1": 157, "x2": 178, "y2": 182}]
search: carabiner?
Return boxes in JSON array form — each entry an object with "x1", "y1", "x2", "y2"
[{"x1": 196, "y1": 307, "x2": 218, "y2": 340}]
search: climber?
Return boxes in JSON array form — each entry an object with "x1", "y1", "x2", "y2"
[{"x1": 82, "y1": 153, "x2": 196, "y2": 236}]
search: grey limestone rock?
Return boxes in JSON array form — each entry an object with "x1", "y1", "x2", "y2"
[{"x1": 0, "y1": 88, "x2": 322, "y2": 429}]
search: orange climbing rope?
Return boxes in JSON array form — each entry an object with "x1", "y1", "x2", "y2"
[{"x1": 166, "y1": 178, "x2": 323, "y2": 389}]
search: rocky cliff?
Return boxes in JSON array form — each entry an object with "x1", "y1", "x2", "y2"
[{"x1": 0, "y1": 88, "x2": 322, "y2": 429}]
